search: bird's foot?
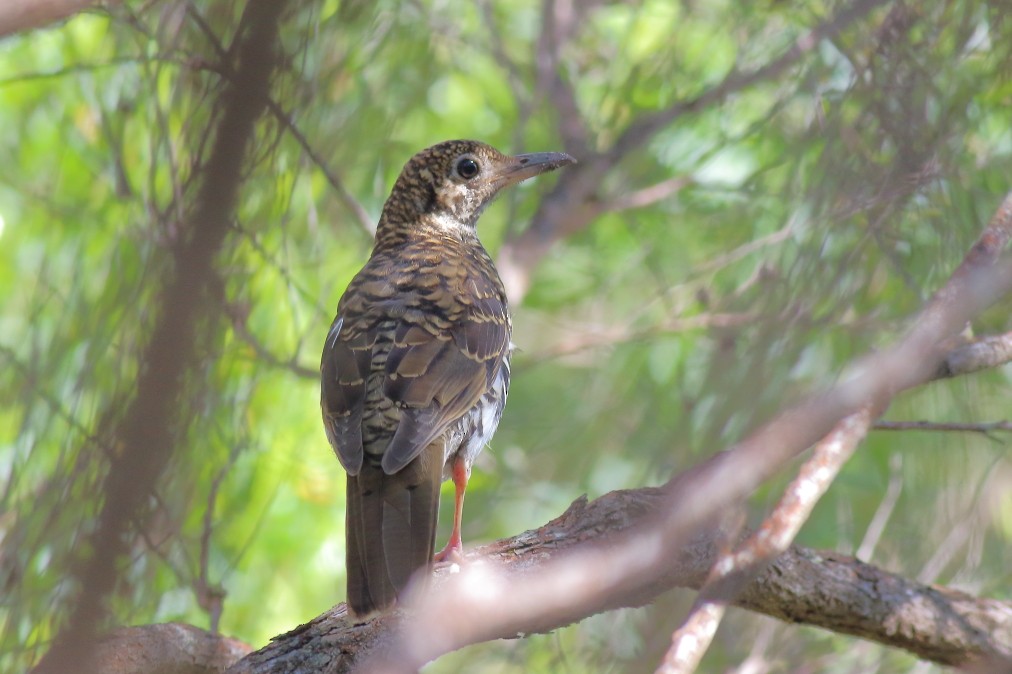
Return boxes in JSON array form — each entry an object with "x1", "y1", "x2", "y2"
[{"x1": 434, "y1": 540, "x2": 464, "y2": 565}]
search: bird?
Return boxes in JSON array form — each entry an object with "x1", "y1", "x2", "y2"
[{"x1": 321, "y1": 140, "x2": 575, "y2": 617}]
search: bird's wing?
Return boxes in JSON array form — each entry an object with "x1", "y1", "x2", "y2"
[
  {"x1": 380, "y1": 292, "x2": 509, "y2": 474},
  {"x1": 321, "y1": 265, "x2": 388, "y2": 475},
  {"x1": 321, "y1": 307, "x2": 375, "y2": 476}
]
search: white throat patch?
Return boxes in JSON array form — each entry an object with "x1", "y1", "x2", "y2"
[{"x1": 430, "y1": 211, "x2": 476, "y2": 239}]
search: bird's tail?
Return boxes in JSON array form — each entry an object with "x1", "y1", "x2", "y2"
[{"x1": 345, "y1": 442, "x2": 442, "y2": 617}]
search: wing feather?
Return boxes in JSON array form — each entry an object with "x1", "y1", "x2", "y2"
[
  {"x1": 323, "y1": 252, "x2": 510, "y2": 478},
  {"x1": 379, "y1": 294, "x2": 509, "y2": 475}
]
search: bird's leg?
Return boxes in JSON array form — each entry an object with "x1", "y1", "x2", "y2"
[{"x1": 434, "y1": 456, "x2": 469, "y2": 563}]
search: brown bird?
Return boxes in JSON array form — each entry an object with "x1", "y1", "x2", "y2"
[{"x1": 321, "y1": 140, "x2": 575, "y2": 617}]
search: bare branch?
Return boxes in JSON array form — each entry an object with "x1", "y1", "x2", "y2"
[
  {"x1": 656, "y1": 602, "x2": 725, "y2": 674},
  {"x1": 187, "y1": 5, "x2": 377, "y2": 237},
  {"x1": 226, "y1": 488, "x2": 1012, "y2": 673},
  {"x1": 196, "y1": 447, "x2": 241, "y2": 634},
  {"x1": 261, "y1": 95, "x2": 376, "y2": 237},
  {"x1": 0, "y1": 0, "x2": 101, "y2": 38},
  {"x1": 692, "y1": 219, "x2": 795, "y2": 275},
  {"x1": 597, "y1": 176, "x2": 693, "y2": 214},
  {"x1": 91, "y1": 623, "x2": 251, "y2": 674},
  {"x1": 855, "y1": 453, "x2": 903, "y2": 561},
  {"x1": 874, "y1": 420, "x2": 1012, "y2": 435},
  {"x1": 519, "y1": 312, "x2": 757, "y2": 368},
  {"x1": 224, "y1": 301, "x2": 318, "y2": 380},
  {"x1": 939, "y1": 331, "x2": 1012, "y2": 378},
  {"x1": 657, "y1": 409, "x2": 872, "y2": 674},
  {"x1": 608, "y1": 0, "x2": 892, "y2": 163},
  {"x1": 535, "y1": 0, "x2": 592, "y2": 157},
  {"x1": 477, "y1": 0, "x2": 531, "y2": 158}
]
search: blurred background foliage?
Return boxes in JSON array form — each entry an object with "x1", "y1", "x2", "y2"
[{"x1": 1, "y1": 0, "x2": 1011, "y2": 671}]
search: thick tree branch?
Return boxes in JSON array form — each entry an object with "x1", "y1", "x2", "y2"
[
  {"x1": 92, "y1": 623, "x2": 252, "y2": 674},
  {"x1": 89, "y1": 473, "x2": 1012, "y2": 674},
  {"x1": 222, "y1": 488, "x2": 1012, "y2": 674}
]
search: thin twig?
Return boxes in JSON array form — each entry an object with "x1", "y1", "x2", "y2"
[
  {"x1": 187, "y1": 4, "x2": 376, "y2": 236},
  {"x1": 608, "y1": 0, "x2": 893, "y2": 163},
  {"x1": 224, "y1": 301, "x2": 317, "y2": 379},
  {"x1": 598, "y1": 176, "x2": 693, "y2": 213},
  {"x1": 692, "y1": 220, "x2": 796, "y2": 276},
  {"x1": 197, "y1": 444, "x2": 242, "y2": 634},
  {"x1": 873, "y1": 420, "x2": 1012, "y2": 435},
  {"x1": 518, "y1": 312, "x2": 758, "y2": 369},
  {"x1": 856, "y1": 453, "x2": 903, "y2": 562},
  {"x1": 498, "y1": 0, "x2": 890, "y2": 301}
]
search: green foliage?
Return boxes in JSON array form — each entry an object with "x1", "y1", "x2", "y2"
[{"x1": 2, "y1": 0, "x2": 1011, "y2": 672}]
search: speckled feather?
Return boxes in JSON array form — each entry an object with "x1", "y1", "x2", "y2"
[{"x1": 320, "y1": 140, "x2": 573, "y2": 617}]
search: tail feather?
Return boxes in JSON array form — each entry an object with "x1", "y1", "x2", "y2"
[{"x1": 345, "y1": 442, "x2": 442, "y2": 616}]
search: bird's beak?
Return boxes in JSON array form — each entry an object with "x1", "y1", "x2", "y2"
[{"x1": 498, "y1": 151, "x2": 577, "y2": 187}]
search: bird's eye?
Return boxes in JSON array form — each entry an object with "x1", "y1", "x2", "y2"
[{"x1": 455, "y1": 157, "x2": 480, "y2": 180}]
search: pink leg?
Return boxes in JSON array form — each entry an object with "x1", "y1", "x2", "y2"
[{"x1": 434, "y1": 457, "x2": 469, "y2": 563}]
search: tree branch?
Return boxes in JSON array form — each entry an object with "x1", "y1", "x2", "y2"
[
  {"x1": 185, "y1": 5, "x2": 376, "y2": 237},
  {"x1": 31, "y1": 2, "x2": 289, "y2": 671},
  {"x1": 0, "y1": 0, "x2": 100, "y2": 38},
  {"x1": 938, "y1": 331, "x2": 1012, "y2": 378},
  {"x1": 222, "y1": 488, "x2": 1012, "y2": 674},
  {"x1": 657, "y1": 409, "x2": 873, "y2": 673},
  {"x1": 85, "y1": 474, "x2": 1012, "y2": 673},
  {"x1": 497, "y1": 0, "x2": 891, "y2": 301},
  {"x1": 92, "y1": 623, "x2": 252, "y2": 674},
  {"x1": 874, "y1": 419, "x2": 1012, "y2": 434}
]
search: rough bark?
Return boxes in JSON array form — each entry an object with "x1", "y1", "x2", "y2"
[
  {"x1": 92, "y1": 623, "x2": 253, "y2": 674},
  {"x1": 218, "y1": 489, "x2": 1012, "y2": 673}
]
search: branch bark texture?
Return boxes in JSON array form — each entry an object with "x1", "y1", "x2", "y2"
[{"x1": 224, "y1": 488, "x2": 1012, "y2": 673}]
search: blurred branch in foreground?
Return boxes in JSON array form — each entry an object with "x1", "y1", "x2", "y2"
[{"x1": 30, "y1": 2, "x2": 289, "y2": 672}]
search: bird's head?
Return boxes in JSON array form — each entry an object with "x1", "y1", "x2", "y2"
[{"x1": 377, "y1": 140, "x2": 575, "y2": 243}]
